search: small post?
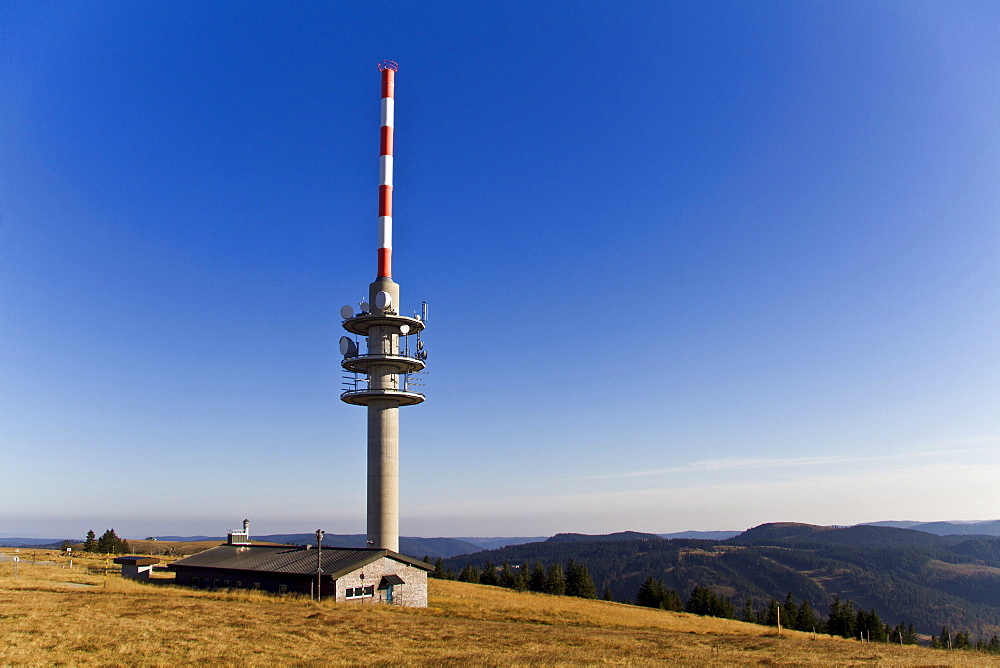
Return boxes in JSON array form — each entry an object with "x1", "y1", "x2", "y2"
[
  {"x1": 776, "y1": 605, "x2": 781, "y2": 636},
  {"x1": 67, "y1": 547, "x2": 73, "y2": 570},
  {"x1": 12, "y1": 555, "x2": 18, "y2": 578},
  {"x1": 315, "y1": 529, "x2": 325, "y2": 603}
]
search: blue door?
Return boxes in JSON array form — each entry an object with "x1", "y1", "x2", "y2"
[{"x1": 385, "y1": 584, "x2": 394, "y2": 603}]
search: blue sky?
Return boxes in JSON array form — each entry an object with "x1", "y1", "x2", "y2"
[{"x1": 2, "y1": 1, "x2": 998, "y2": 539}]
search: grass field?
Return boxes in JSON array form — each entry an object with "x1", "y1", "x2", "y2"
[{"x1": 2, "y1": 549, "x2": 997, "y2": 666}]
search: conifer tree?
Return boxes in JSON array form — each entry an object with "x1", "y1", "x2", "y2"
[
  {"x1": 528, "y1": 562, "x2": 547, "y2": 592},
  {"x1": 83, "y1": 530, "x2": 97, "y2": 553},
  {"x1": 564, "y1": 560, "x2": 596, "y2": 598},
  {"x1": 480, "y1": 560, "x2": 499, "y2": 586},
  {"x1": 763, "y1": 599, "x2": 781, "y2": 627},
  {"x1": 796, "y1": 598, "x2": 819, "y2": 632},
  {"x1": 498, "y1": 561, "x2": 516, "y2": 589},
  {"x1": 686, "y1": 586, "x2": 715, "y2": 616},
  {"x1": 602, "y1": 585, "x2": 613, "y2": 601},
  {"x1": 782, "y1": 593, "x2": 799, "y2": 631},
  {"x1": 458, "y1": 563, "x2": 480, "y2": 584},
  {"x1": 545, "y1": 563, "x2": 565, "y2": 595},
  {"x1": 741, "y1": 598, "x2": 758, "y2": 624},
  {"x1": 637, "y1": 576, "x2": 664, "y2": 608},
  {"x1": 512, "y1": 566, "x2": 529, "y2": 592},
  {"x1": 662, "y1": 587, "x2": 683, "y2": 612},
  {"x1": 827, "y1": 597, "x2": 855, "y2": 638}
]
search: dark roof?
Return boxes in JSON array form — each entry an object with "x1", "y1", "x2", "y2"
[
  {"x1": 378, "y1": 573, "x2": 405, "y2": 588},
  {"x1": 168, "y1": 545, "x2": 432, "y2": 578},
  {"x1": 114, "y1": 556, "x2": 160, "y2": 566}
]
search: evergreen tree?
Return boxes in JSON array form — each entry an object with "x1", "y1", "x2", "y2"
[
  {"x1": 120, "y1": 539, "x2": 130, "y2": 555},
  {"x1": 564, "y1": 560, "x2": 597, "y2": 599},
  {"x1": 545, "y1": 563, "x2": 565, "y2": 595},
  {"x1": 637, "y1": 576, "x2": 664, "y2": 609},
  {"x1": 528, "y1": 562, "x2": 547, "y2": 592},
  {"x1": 987, "y1": 635, "x2": 1000, "y2": 654},
  {"x1": 827, "y1": 597, "x2": 855, "y2": 638},
  {"x1": 458, "y1": 563, "x2": 480, "y2": 584},
  {"x1": 686, "y1": 586, "x2": 715, "y2": 616},
  {"x1": 711, "y1": 595, "x2": 735, "y2": 619},
  {"x1": 83, "y1": 530, "x2": 97, "y2": 553},
  {"x1": 661, "y1": 588, "x2": 683, "y2": 612},
  {"x1": 97, "y1": 529, "x2": 124, "y2": 554},
  {"x1": 741, "y1": 598, "x2": 759, "y2": 624},
  {"x1": 480, "y1": 560, "x2": 499, "y2": 586},
  {"x1": 602, "y1": 585, "x2": 613, "y2": 601},
  {"x1": 796, "y1": 598, "x2": 819, "y2": 632},
  {"x1": 512, "y1": 566, "x2": 529, "y2": 592},
  {"x1": 939, "y1": 626, "x2": 952, "y2": 650},
  {"x1": 782, "y1": 593, "x2": 799, "y2": 631},
  {"x1": 498, "y1": 561, "x2": 516, "y2": 589},
  {"x1": 954, "y1": 630, "x2": 971, "y2": 650},
  {"x1": 763, "y1": 599, "x2": 781, "y2": 627}
]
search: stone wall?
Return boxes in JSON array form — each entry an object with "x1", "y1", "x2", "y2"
[{"x1": 335, "y1": 556, "x2": 429, "y2": 608}]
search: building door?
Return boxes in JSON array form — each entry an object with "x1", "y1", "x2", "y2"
[{"x1": 385, "y1": 584, "x2": 394, "y2": 603}]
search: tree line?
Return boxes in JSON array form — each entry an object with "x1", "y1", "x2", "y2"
[
  {"x1": 435, "y1": 558, "x2": 1000, "y2": 655},
  {"x1": 929, "y1": 627, "x2": 1000, "y2": 654},
  {"x1": 81, "y1": 529, "x2": 130, "y2": 555},
  {"x1": 427, "y1": 557, "x2": 603, "y2": 599}
]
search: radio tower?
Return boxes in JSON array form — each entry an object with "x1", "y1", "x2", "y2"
[{"x1": 339, "y1": 61, "x2": 427, "y2": 553}]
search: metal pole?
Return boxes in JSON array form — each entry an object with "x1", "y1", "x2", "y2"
[{"x1": 315, "y1": 529, "x2": 325, "y2": 602}]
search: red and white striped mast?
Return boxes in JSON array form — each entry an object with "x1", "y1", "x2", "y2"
[
  {"x1": 377, "y1": 60, "x2": 396, "y2": 279},
  {"x1": 339, "y1": 61, "x2": 427, "y2": 554}
]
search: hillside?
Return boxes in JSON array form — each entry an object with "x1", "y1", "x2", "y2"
[
  {"x1": 442, "y1": 523, "x2": 1000, "y2": 637},
  {"x1": 1, "y1": 551, "x2": 995, "y2": 666}
]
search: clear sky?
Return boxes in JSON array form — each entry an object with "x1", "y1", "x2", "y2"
[{"x1": 2, "y1": 1, "x2": 998, "y2": 539}]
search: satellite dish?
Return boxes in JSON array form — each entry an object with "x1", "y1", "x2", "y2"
[
  {"x1": 339, "y1": 336, "x2": 358, "y2": 357},
  {"x1": 417, "y1": 350, "x2": 428, "y2": 360},
  {"x1": 360, "y1": 301, "x2": 370, "y2": 312},
  {"x1": 417, "y1": 340, "x2": 424, "y2": 351},
  {"x1": 375, "y1": 291, "x2": 392, "y2": 310},
  {"x1": 340, "y1": 305, "x2": 354, "y2": 319},
  {"x1": 399, "y1": 324, "x2": 410, "y2": 334}
]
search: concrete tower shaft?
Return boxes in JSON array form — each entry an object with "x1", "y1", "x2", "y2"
[{"x1": 340, "y1": 61, "x2": 426, "y2": 554}]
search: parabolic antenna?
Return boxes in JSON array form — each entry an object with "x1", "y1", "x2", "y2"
[
  {"x1": 339, "y1": 336, "x2": 358, "y2": 357},
  {"x1": 360, "y1": 301, "x2": 370, "y2": 312},
  {"x1": 340, "y1": 305, "x2": 354, "y2": 319},
  {"x1": 374, "y1": 291, "x2": 392, "y2": 310},
  {"x1": 399, "y1": 324, "x2": 410, "y2": 334}
]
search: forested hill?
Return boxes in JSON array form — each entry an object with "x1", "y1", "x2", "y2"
[{"x1": 441, "y1": 523, "x2": 1000, "y2": 637}]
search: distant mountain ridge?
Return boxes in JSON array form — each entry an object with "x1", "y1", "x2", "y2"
[
  {"x1": 441, "y1": 522, "x2": 1000, "y2": 638},
  {"x1": 860, "y1": 520, "x2": 1000, "y2": 536}
]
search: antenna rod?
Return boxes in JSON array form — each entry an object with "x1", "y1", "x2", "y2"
[{"x1": 377, "y1": 60, "x2": 398, "y2": 279}]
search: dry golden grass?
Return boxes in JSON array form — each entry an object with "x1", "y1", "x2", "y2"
[{"x1": 1, "y1": 550, "x2": 997, "y2": 666}]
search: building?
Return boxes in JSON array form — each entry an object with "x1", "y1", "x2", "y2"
[
  {"x1": 113, "y1": 555, "x2": 159, "y2": 580},
  {"x1": 168, "y1": 540, "x2": 432, "y2": 607}
]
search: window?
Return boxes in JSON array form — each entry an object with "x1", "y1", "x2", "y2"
[
  {"x1": 345, "y1": 586, "x2": 374, "y2": 599},
  {"x1": 253, "y1": 582, "x2": 261, "y2": 590},
  {"x1": 236, "y1": 581, "x2": 242, "y2": 588},
  {"x1": 224, "y1": 580, "x2": 230, "y2": 587},
  {"x1": 278, "y1": 584, "x2": 288, "y2": 594},
  {"x1": 212, "y1": 579, "x2": 220, "y2": 588}
]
